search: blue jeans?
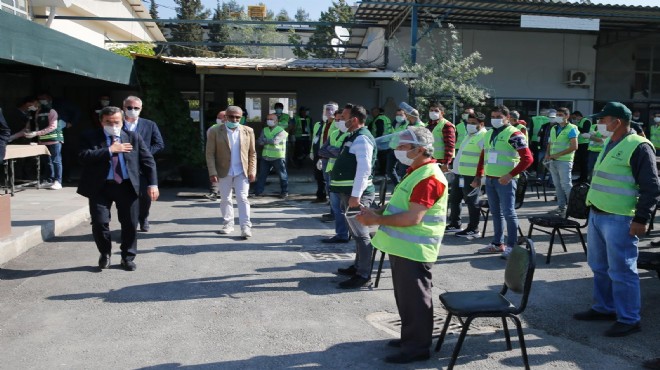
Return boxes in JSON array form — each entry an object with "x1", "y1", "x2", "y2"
[
  {"x1": 46, "y1": 142, "x2": 62, "y2": 183},
  {"x1": 484, "y1": 177, "x2": 518, "y2": 248},
  {"x1": 254, "y1": 158, "x2": 288, "y2": 195},
  {"x1": 329, "y1": 191, "x2": 349, "y2": 239},
  {"x1": 587, "y1": 212, "x2": 640, "y2": 324},
  {"x1": 548, "y1": 160, "x2": 573, "y2": 210}
]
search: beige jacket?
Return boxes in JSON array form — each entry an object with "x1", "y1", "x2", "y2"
[{"x1": 206, "y1": 124, "x2": 256, "y2": 178}]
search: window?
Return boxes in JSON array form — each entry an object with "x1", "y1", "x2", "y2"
[
  {"x1": 1, "y1": 0, "x2": 28, "y2": 18},
  {"x1": 633, "y1": 45, "x2": 660, "y2": 99}
]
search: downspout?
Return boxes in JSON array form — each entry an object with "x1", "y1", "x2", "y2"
[{"x1": 45, "y1": 6, "x2": 56, "y2": 28}]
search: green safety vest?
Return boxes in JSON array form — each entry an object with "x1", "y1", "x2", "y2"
[
  {"x1": 368, "y1": 114, "x2": 393, "y2": 137},
  {"x1": 293, "y1": 115, "x2": 311, "y2": 138},
  {"x1": 531, "y1": 115, "x2": 549, "y2": 143},
  {"x1": 588, "y1": 124, "x2": 605, "y2": 153},
  {"x1": 576, "y1": 117, "x2": 591, "y2": 145},
  {"x1": 483, "y1": 125, "x2": 520, "y2": 177},
  {"x1": 431, "y1": 118, "x2": 454, "y2": 161},
  {"x1": 457, "y1": 130, "x2": 487, "y2": 176},
  {"x1": 515, "y1": 123, "x2": 528, "y2": 142},
  {"x1": 372, "y1": 162, "x2": 448, "y2": 263},
  {"x1": 455, "y1": 122, "x2": 467, "y2": 149},
  {"x1": 392, "y1": 120, "x2": 423, "y2": 133},
  {"x1": 329, "y1": 127, "x2": 376, "y2": 194},
  {"x1": 261, "y1": 126, "x2": 287, "y2": 159},
  {"x1": 36, "y1": 109, "x2": 64, "y2": 142},
  {"x1": 650, "y1": 125, "x2": 660, "y2": 149},
  {"x1": 325, "y1": 129, "x2": 350, "y2": 173},
  {"x1": 310, "y1": 120, "x2": 338, "y2": 156},
  {"x1": 586, "y1": 134, "x2": 651, "y2": 216},
  {"x1": 277, "y1": 113, "x2": 290, "y2": 130},
  {"x1": 549, "y1": 123, "x2": 578, "y2": 162}
]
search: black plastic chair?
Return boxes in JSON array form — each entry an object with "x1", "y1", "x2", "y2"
[
  {"x1": 435, "y1": 239, "x2": 536, "y2": 370},
  {"x1": 645, "y1": 200, "x2": 660, "y2": 236},
  {"x1": 370, "y1": 178, "x2": 389, "y2": 288},
  {"x1": 479, "y1": 173, "x2": 528, "y2": 238},
  {"x1": 527, "y1": 168, "x2": 549, "y2": 202},
  {"x1": 527, "y1": 182, "x2": 590, "y2": 264}
]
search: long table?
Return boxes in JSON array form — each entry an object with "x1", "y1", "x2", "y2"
[{"x1": 3, "y1": 144, "x2": 51, "y2": 196}]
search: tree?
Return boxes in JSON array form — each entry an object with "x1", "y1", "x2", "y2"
[
  {"x1": 169, "y1": 0, "x2": 212, "y2": 57},
  {"x1": 393, "y1": 21, "x2": 493, "y2": 114},
  {"x1": 208, "y1": 0, "x2": 245, "y2": 56},
  {"x1": 110, "y1": 43, "x2": 156, "y2": 58},
  {"x1": 294, "y1": 7, "x2": 310, "y2": 22},
  {"x1": 276, "y1": 9, "x2": 290, "y2": 22},
  {"x1": 149, "y1": 0, "x2": 158, "y2": 19},
  {"x1": 303, "y1": 0, "x2": 353, "y2": 59},
  {"x1": 288, "y1": 29, "x2": 308, "y2": 59}
]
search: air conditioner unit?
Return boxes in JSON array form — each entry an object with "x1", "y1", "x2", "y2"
[{"x1": 566, "y1": 70, "x2": 592, "y2": 86}]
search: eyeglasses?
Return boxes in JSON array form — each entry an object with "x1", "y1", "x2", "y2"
[
  {"x1": 226, "y1": 115, "x2": 242, "y2": 120},
  {"x1": 125, "y1": 106, "x2": 141, "y2": 111}
]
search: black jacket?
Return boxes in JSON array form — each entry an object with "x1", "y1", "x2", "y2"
[{"x1": 123, "y1": 117, "x2": 164, "y2": 155}]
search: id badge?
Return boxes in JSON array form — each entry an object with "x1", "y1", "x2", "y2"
[
  {"x1": 488, "y1": 151, "x2": 498, "y2": 164},
  {"x1": 459, "y1": 177, "x2": 464, "y2": 188}
]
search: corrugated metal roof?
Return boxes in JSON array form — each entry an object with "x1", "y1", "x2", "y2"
[
  {"x1": 355, "y1": 0, "x2": 660, "y2": 32},
  {"x1": 154, "y1": 56, "x2": 380, "y2": 72}
]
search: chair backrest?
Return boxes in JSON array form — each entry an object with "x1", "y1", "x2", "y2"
[
  {"x1": 514, "y1": 173, "x2": 529, "y2": 209},
  {"x1": 378, "y1": 178, "x2": 388, "y2": 207},
  {"x1": 503, "y1": 239, "x2": 536, "y2": 313},
  {"x1": 566, "y1": 182, "x2": 591, "y2": 220}
]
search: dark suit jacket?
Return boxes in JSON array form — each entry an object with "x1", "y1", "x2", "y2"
[
  {"x1": 77, "y1": 128, "x2": 157, "y2": 198},
  {"x1": 0, "y1": 109, "x2": 10, "y2": 161},
  {"x1": 123, "y1": 117, "x2": 164, "y2": 155}
]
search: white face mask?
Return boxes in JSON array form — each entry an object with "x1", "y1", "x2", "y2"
[
  {"x1": 394, "y1": 148, "x2": 419, "y2": 166},
  {"x1": 103, "y1": 125, "x2": 122, "y2": 137},
  {"x1": 125, "y1": 109, "x2": 140, "y2": 119},
  {"x1": 216, "y1": 119, "x2": 224, "y2": 125},
  {"x1": 429, "y1": 111, "x2": 441, "y2": 121},
  {"x1": 266, "y1": 120, "x2": 276, "y2": 127},
  {"x1": 597, "y1": 123, "x2": 612, "y2": 138},
  {"x1": 555, "y1": 116, "x2": 565, "y2": 124},
  {"x1": 466, "y1": 124, "x2": 478, "y2": 134},
  {"x1": 100, "y1": 100, "x2": 110, "y2": 107},
  {"x1": 335, "y1": 120, "x2": 347, "y2": 133},
  {"x1": 395, "y1": 115, "x2": 405, "y2": 123},
  {"x1": 654, "y1": 117, "x2": 660, "y2": 124},
  {"x1": 322, "y1": 115, "x2": 328, "y2": 122},
  {"x1": 27, "y1": 105, "x2": 38, "y2": 112},
  {"x1": 462, "y1": 113, "x2": 469, "y2": 121},
  {"x1": 490, "y1": 118, "x2": 504, "y2": 129}
]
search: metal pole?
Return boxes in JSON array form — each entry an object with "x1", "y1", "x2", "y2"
[
  {"x1": 199, "y1": 73, "x2": 205, "y2": 152},
  {"x1": 410, "y1": 2, "x2": 418, "y2": 65}
]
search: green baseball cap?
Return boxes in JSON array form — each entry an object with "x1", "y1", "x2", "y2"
[{"x1": 591, "y1": 102, "x2": 632, "y2": 121}]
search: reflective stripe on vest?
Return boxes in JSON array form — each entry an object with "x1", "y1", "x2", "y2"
[
  {"x1": 372, "y1": 162, "x2": 448, "y2": 263},
  {"x1": 457, "y1": 130, "x2": 486, "y2": 176},
  {"x1": 294, "y1": 115, "x2": 311, "y2": 137},
  {"x1": 262, "y1": 126, "x2": 287, "y2": 158},
  {"x1": 549, "y1": 123, "x2": 577, "y2": 162},
  {"x1": 483, "y1": 126, "x2": 519, "y2": 177},
  {"x1": 586, "y1": 134, "x2": 650, "y2": 216}
]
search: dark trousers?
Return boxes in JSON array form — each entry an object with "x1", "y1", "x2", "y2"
[
  {"x1": 313, "y1": 163, "x2": 326, "y2": 201},
  {"x1": 576, "y1": 143, "x2": 589, "y2": 182},
  {"x1": 530, "y1": 141, "x2": 540, "y2": 173},
  {"x1": 339, "y1": 192, "x2": 375, "y2": 278},
  {"x1": 138, "y1": 174, "x2": 151, "y2": 225},
  {"x1": 89, "y1": 181, "x2": 138, "y2": 261},
  {"x1": 448, "y1": 174, "x2": 480, "y2": 231},
  {"x1": 294, "y1": 137, "x2": 310, "y2": 164},
  {"x1": 390, "y1": 254, "x2": 434, "y2": 356}
]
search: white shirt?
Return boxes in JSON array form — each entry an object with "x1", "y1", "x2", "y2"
[
  {"x1": 452, "y1": 127, "x2": 486, "y2": 174},
  {"x1": 227, "y1": 127, "x2": 243, "y2": 176},
  {"x1": 349, "y1": 134, "x2": 374, "y2": 198},
  {"x1": 124, "y1": 121, "x2": 138, "y2": 132}
]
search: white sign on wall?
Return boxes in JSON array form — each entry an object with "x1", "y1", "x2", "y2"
[{"x1": 521, "y1": 14, "x2": 600, "y2": 31}]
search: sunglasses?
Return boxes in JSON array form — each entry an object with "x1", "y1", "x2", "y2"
[
  {"x1": 125, "y1": 106, "x2": 141, "y2": 111},
  {"x1": 226, "y1": 115, "x2": 242, "y2": 120}
]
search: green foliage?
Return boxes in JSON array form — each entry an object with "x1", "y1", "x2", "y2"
[
  {"x1": 302, "y1": 0, "x2": 352, "y2": 59},
  {"x1": 288, "y1": 29, "x2": 308, "y2": 59},
  {"x1": 393, "y1": 21, "x2": 493, "y2": 114},
  {"x1": 276, "y1": 9, "x2": 290, "y2": 22},
  {"x1": 295, "y1": 8, "x2": 310, "y2": 22},
  {"x1": 110, "y1": 43, "x2": 156, "y2": 58},
  {"x1": 169, "y1": 0, "x2": 213, "y2": 57},
  {"x1": 135, "y1": 58, "x2": 205, "y2": 167},
  {"x1": 149, "y1": 0, "x2": 158, "y2": 19}
]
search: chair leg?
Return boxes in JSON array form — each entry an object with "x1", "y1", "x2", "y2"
[
  {"x1": 370, "y1": 248, "x2": 377, "y2": 272},
  {"x1": 502, "y1": 317, "x2": 512, "y2": 350},
  {"x1": 546, "y1": 228, "x2": 557, "y2": 264},
  {"x1": 374, "y1": 251, "x2": 386, "y2": 288},
  {"x1": 481, "y1": 210, "x2": 489, "y2": 238},
  {"x1": 517, "y1": 225, "x2": 524, "y2": 238},
  {"x1": 557, "y1": 228, "x2": 568, "y2": 252},
  {"x1": 435, "y1": 312, "x2": 453, "y2": 352},
  {"x1": 577, "y1": 228, "x2": 587, "y2": 255},
  {"x1": 448, "y1": 316, "x2": 474, "y2": 370},
  {"x1": 527, "y1": 223, "x2": 533, "y2": 238},
  {"x1": 511, "y1": 315, "x2": 531, "y2": 370}
]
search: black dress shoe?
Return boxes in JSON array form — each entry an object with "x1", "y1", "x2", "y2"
[
  {"x1": 321, "y1": 213, "x2": 335, "y2": 222},
  {"x1": 604, "y1": 321, "x2": 641, "y2": 337},
  {"x1": 337, "y1": 265, "x2": 357, "y2": 276},
  {"x1": 311, "y1": 198, "x2": 327, "y2": 203},
  {"x1": 322, "y1": 236, "x2": 350, "y2": 244},
  {"x1": 140, "y1": 220, "x2": 150, "y2": 232},
  {"x1": 98, "y1": 254, "x2": 111, "y2": 269},
  {"x1": 384, "y1": 352, "x2": 430, "y2": 364},
  {"x1": 573, "y1": 309, "x2": 617, "y2": 321},
  {"x1": 120, "y1": 259, "x2": 137, "y2": 271},
  {"x1": 387, "y1": 339, "x2": 401, "y2": 348},
  {"x1": 337, "y1": 275, "x2": 371, "y2": 289}
]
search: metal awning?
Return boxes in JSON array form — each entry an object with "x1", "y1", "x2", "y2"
[
  {"x1": 0, "y1": 11, "x2": 134, "y2": 84},
  {"x1": 355, "y1": 0, "x2": 660, "y2": 33}
]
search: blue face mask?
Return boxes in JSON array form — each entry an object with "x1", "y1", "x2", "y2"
[
  {"x1": 225, "y1": 122, "x2": 239, "y2": 129},
  {"x1": 275, "y1": 108, "x2": 283, "y2": 114}
]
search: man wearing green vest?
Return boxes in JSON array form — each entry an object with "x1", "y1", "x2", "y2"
[
  {"x1": 330, "y1": 104, "x2": 377, "y2": 289},
  {"x1": 455, "y1": 107, "x2": 474, "y2": 150},
  {"x1": 649, "y1": 112, "x2": 660, "y2": 156},
  {"x1": 310, "y1": 102, "x2": 339, "y2": 204},
  {"x1": 530, "y1": 108, "x2": 550, "y2": 174},
  {"x1": 545, "y1": 107, "x2": 579, "y2": 217},
  {"x1": 24, "y1": 94, "x2": 64, "y2": 190},
  {"x1": 574, "y1": 102, "x2": 660, "y2": 337},
  {"x1": 447, "y1": 112, "x2": 487, "y2": 237},
  {"x1": 473, "y1": 105, "x2": 533, "y2": 258},
  {"x1": 369, "y1": 107, "x2": 392, "y2": 176},
  {"x1": 254, "y1": 113, "x2": 289, "y2": 198},
  {"x1": 386, "y1": 108, "x2": 409, "y2": 187},
  {"x1": 357, "y1": 126, "x2": 447, "y2": 364},
  {"x1": 427, "y1": 103, "x2": 456, "y2": 173},
  {"x1": 292, "y1": 106, "x2": 312, "y2": 166},
  {"x1": 571, "y1": 111, "x2": 593, "y2": 182},
  {"x1": 584, "y1": 119, "x2": 606, "y2": 180}
]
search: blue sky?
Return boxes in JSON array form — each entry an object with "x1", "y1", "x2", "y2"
[{"x1": 154, "y1": 1, "x2": 358, "y2": 20}]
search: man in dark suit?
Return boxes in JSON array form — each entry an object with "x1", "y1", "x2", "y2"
[
  {"x1": 122, "y1": 95, "x2": 164, "y2": 232},
  {"x1": 78, "y1": 106, "x2": 159, "y2": 271}
]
